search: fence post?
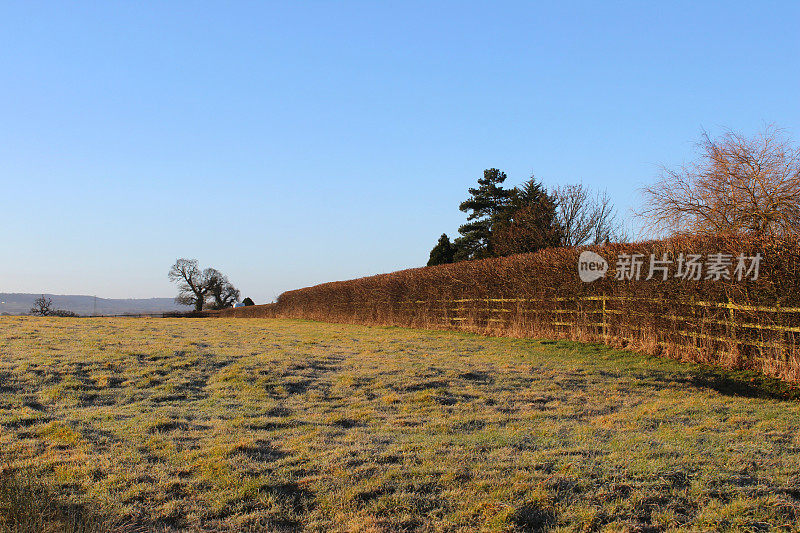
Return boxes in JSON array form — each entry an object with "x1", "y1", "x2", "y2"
[
  {"x1": 727, "y1": 297, "x2": 737, "y2": 363},
  {"x1": 602, "y1": 294, "x2": 608, "y2": 343},
  {"x1": 776, "y1": 301, "x2": 784, "y2": 364},
  {"x1": 691, "y1": 296, "x2": 698, "y2": 350}
]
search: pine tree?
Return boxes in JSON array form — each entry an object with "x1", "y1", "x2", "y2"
[
  {"x1": 454, "y1": 169, "x2": 515, "y2": 260},
  {"x1": 427, "y1": 233, "x2": 456, "y2": 266},
  {"x1": 242, "y1": 297, "x2": 255, "y2": 306}
]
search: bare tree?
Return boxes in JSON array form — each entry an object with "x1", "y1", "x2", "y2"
[
  {"x1": 30, "y1": 295, "x2": 52, "y2": 316},
  {"x1": 639, "y1": 125, "x2": 800, "y2": 237},
  {"x1": 168, "y1": 259, "x2": 210, "y2": 311},
  {"x1": 204, "y1": 268, "x2": 241, "y2": 310},
  {"x1": 168, "y1": 260, "x2": 242, "y2": 311},
  {"x1": 553, "y1": 184, "x2": 626, "y2": 246}
]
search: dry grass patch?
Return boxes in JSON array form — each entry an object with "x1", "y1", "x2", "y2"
[{"x1": 1, "y1": 317, "x2": 800, "y2": 531}]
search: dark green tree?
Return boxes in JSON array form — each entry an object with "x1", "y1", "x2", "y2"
[
  {"x1": 454, "y1": 169, "x2": 516, "y2": 260},
  {"x1": 242, "y1": 297, "x2": 255, "y2": 306},
  {"x1": 493, "y1": 177, "x2": 562, "y2": 256},
  {"x1": 427, "y1": 233, "x2": 457, "y2": 266}
]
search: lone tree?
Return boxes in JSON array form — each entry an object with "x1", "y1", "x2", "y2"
[
  {"x1": 242, "y1": 297, "x2": 255, "y2": 306},
  {"x1": 30, "y1": 295, "x2": 53, "y2": 316},
  {"x1": 454, "y1": 168, "x2": 516, "y2": 260},
  {"x1": 493, "y1": 178, "x2": 562, "y2": 256},
  {"x1": 169, "y1": 259, "x2": 209, "y2": 311},
  {"x1": 427, "y1": 233, "x2": 457, "y2": 266},
  {"x1": 168, "y1": 259, "x2": 241, "y2": 311},
  {"x1": 639, "y1": 125, "x2": 800, "y2": 237}
]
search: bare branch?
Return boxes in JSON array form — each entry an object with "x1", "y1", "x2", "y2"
[
  {"x1": 638, "y1": 125, "x2": 800, "y2": 238},
  {"x1": 553, "y1": 184, "x2": 626, "y2": 246}
]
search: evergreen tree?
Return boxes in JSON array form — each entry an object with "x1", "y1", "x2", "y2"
[
  {"x1": 427, "y1": 233, "x2": 456, "y2": 266},
  {"x1": 454, "y1": 169, "x2": 515, "y2": 260},
  {"x1": 493, "y1": 177, "x2": 562, "y2": 256},
  {"x1": 242, "y1": 297, "x2": 255, "y2": 306}
]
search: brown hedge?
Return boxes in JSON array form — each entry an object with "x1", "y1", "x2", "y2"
[{"x1": 219, "y1": 235, "x2": 800, "y2": 382}]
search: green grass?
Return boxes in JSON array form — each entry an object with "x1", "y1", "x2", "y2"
[{"x1": 1, "y1": 317, "x2": 800, "y2": 531}]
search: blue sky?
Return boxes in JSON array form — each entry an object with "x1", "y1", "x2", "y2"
[{"x1": 1, "y1": 1, "x2": 798, "y2": 302}]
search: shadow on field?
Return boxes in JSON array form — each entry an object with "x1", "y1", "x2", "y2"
[
  {"x1": 509, "y1": 500, "x2": 556, "y2": 532},
  {"x1": 688, "y1": 368, "x2": 800, "y2": 401},
  {"x1": 0, "y1": 468, "x2": 106, "y2": 533},
  {"x1": 546, "y1": 340, "x2": 800, "y2": 401}
]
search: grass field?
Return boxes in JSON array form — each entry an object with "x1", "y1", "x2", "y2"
[{"x1": 2, "y1": 317, "x2": 800, "y2": 532}]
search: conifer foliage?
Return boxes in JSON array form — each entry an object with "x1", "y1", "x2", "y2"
[
  {"x1": 453, "y1": 168, "x2": 516, "y2": 260},
  {"x1": 427, "y1": 234, "x2": 457, "y2": 266}
]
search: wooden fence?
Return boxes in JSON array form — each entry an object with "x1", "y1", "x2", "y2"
[
  {"x1": 214, "y1": 295, "x2": 800, "y2": 381},
  {"x1": 398, "y1": 296, "x2": 800, "y2": 375}
]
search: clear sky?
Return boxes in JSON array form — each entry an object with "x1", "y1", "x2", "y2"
[{"x1": 1, "y1": 1, "x2": 798, "y2": 303}]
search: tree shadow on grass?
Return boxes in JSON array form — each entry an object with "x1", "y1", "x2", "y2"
[
  {"x1": 549, "y1": 340, "x2": 800, "y2": 401},
  {"x1": 562, "y1": 340, "x2": 800, "y2": 402},
  {"x1": 630, "y1": 362, "x2": 800, "y2": 401},
  {"x1": 688, "y1": 368, "x2": 800, "y2": 401}
]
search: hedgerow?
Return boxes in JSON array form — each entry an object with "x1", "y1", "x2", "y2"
[{"x1": 218, "y1": 235, "x2": 800, "y2": 381}]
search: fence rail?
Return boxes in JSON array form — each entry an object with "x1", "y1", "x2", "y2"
[
  {"x1": 397, "y1": 295, "x2": 800, "y2": 367},
  {"x1": 401, "y1": 296, "x2": 800, "y2": 336},
  {"x1": 402, "y1": 296, "x2": 800, "y2": 315}
]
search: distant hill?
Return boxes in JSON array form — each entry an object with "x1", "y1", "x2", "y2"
[{"x1": 0, "y1": 293, "x2": 192, "y2": 316}]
